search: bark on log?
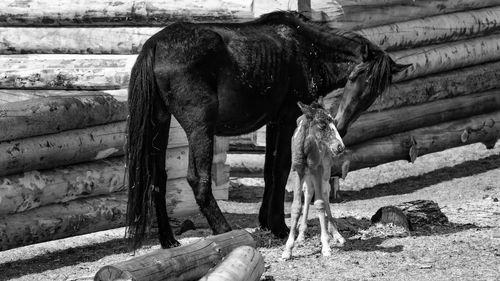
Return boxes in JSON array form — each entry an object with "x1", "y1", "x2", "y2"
[
  {"x1": 0, "y1": 192, "x2": 128, "y2": 251},
  {"x1": 0, "y1": 89, "x2": 127, "y2": 104},
  {"x1": 343, "y1": 90, "x2": 500, "y2": 145},
  {"x1": 0, "y1": 122, "x2": 125, "y2": 176},
  {"x1": 229, "y1": 111, "x2": 500, "y2": 177},
  {"x1": 0, "y1": 117, "x2": 192, "y2": 176},
  {"x1": 2, "y1": 6, "x2": 500, "y2": 54},
  {"x1": 0, "y1": 0, "x2": 254, "y2": 27},
  {"x1": 94, "y1": 230, "x2": 256, "y2": 281},
  {"x1": 330, "y1": 111, "x2": 500, "y2": 177},
  {"x1": 199, "y1": 246, "x2": 265, "y2": 281},
  {"x1": 0, "y1": 94, "x2": 127, "y2": 141},
  {"x1": 308, "y1": 0, "x2": 500, "y2": 30},
  {"x1": 391, "y1": 34, "x2": 500, "y2": 82},
  {"x1": 0, "y1": 54, "x2": 135, "y2": 90},
  {"x1": 0, "y1": 145, "x2": 230, "y2": 214},
  {"x1": 371, "y1": 200, "x2": 449, "y2": 231},
  {"x1": 357, "y1": 6, "x2": 500, "y2": 51},
  {"x1": 0, "y1": 179, "x2": 230, "y2": 250}
]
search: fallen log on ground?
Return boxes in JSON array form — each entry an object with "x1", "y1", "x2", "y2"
[
  {"x1": 0, "y1": 0, "x2": 254, "y2": 26},
  {"x1": 0, "y1": 94, "x2": 127, "y2": 141},
  {"x1": 371, "y1": 200, "x2": 449, "y2": 231},
  {"x1": 392, "y1": 34, "x2": 500, "y2": 82},
  {"x1": 229, "y1": 111, "x2": 500, "y2": 178},
  {"x1": 94, "y1": 230, "x2": 256, "y2": 281},
  {"x1": 199, "y1": 245, "x2": 265, "y2": 281},
  {"x1": 0, "y1": 89, "x2": 127, "y2": 104},
  {"x1": 357, "y1": 6, "x2": 500, "y2": 51}
]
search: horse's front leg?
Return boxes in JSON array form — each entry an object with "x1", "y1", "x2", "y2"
[
  {"x1": 313, "y1": 169, "x2": 331, "y2": 257},
  {"x1": 262, "y1": 118, "x2": 297, "y2": 238}
]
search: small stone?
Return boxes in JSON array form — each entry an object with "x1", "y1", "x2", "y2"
[{"x1": 493, "y1": 198, "x2": 499, "y2": 202}]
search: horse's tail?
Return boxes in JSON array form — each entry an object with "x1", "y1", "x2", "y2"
[{"x1": 126, "y1": 42, "x2": 161, "y2": 249}]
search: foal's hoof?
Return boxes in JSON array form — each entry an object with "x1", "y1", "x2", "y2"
[
  {"x1": 322, "y1": 247, "x2": 332, "y2": 257},
  {"x1": 281, "y1": 250, "x2": 292, "y2": 260},
  {"x1": 332, "y1": 234, "x2": 346, "y2": 246}
]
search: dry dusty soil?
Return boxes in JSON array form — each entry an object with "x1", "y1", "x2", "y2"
[{"x1": 0, "y1": 142, "x2": 499, "y2": 281}]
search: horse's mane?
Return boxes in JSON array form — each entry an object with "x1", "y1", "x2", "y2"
[{"x1": 255, "y1": 11, "x2": 384, "y2": 63}]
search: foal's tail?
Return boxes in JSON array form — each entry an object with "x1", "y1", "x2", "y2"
[{"x1": 126, "y1": 42, "x2": 161, "y2": 249}]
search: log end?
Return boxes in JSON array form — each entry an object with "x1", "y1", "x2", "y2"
[
  {"x1": 371, "y1": 206, "x2": 412, "y2": 231},
  {"x1": 94, "y1": 265, "x2": 133, "y2": 281}
]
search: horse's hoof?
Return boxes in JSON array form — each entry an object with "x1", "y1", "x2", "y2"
[
  {"x1": 161, "y1": 239, "x2": 181, "y2": 249},
  {"x1": 282, "y1": 251, "x2": 292, "y2": 260},
  {"x1": 295, "y1": 234, "x2": 305, "y2": 244},
  {"x1": 271, "y1": 225, "x2": 290, "y2": 239}
]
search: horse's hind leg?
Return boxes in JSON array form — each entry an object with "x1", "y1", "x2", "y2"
[
  {"x1": 322, "y1": 170, "x2": 345, "y2": 246},
  {"x1": 171, "y1": 89, "x2": 231, "y2": 235},
  {"x1": 282, "y1": 172, "x2": 304, "y2": 260},
  {"x1": 151, "y1": 113, "x2": 180, "y2": 248}
]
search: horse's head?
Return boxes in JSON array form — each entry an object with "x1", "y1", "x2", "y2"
[
  {"x1": 334, "y1": 52, "x2": 411, "y2": 136},
  {"x1": 298, "y1": 100, "x2": 345, "y2": 157}
]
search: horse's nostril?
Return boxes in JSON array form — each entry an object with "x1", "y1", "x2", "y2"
[{"x1": 337, "y1": 144, "x2": 344, "y2": 153}]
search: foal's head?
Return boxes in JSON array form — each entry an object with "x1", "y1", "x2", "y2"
[
  {"x1": 298, "y1": 101, "x2": 345, "y2": 157},
  {"x1": 334, "y1": 51, "x2": 411, "y2": 136}
]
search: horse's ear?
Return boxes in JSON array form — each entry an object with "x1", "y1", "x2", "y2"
[
  {"x1": 297, "y1": 101, "x2": 315, "y2": 118},
  {"x1": 391, "y1": 61, "x2": 412, "y2": 74}
]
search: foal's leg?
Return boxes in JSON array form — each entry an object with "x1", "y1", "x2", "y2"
[
  {"x1": 322, "y1": 167, "x2": 345, "y2": 246},
  {"x1": 297, "y1": 175, "x2": 313, "y2": 243},
  {"x1": 282, "y1": 172, "x2": 304, "y2": 260},
  {"x1": 313, "y1": 168, "x2": 331, "y2": 256},
  {"x1": 151, "y1": 114, "x2": 180, "y2": 248}
]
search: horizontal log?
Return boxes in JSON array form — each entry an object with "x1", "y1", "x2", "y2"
[
  {"x1": 2, "y1": 35, "x2": 498, "y2": 90},
  {"x1": 232, "y1": 62, "x2": 500, "y2": 150},
  {"x1": 199, "y1": 246, "x2": 265, "y2": 281},
  {"x1": 95, "y1": 230, "x2": 256, "y2": 281},
  {"x1": 229, "y1": 111, "x2": 500, "y2": 177},
  {"x1": 2, "y1": 6, "x2": 500, "y2": 54},
  {"x1": 310, "y1": 0, "x2": 500, "y2": 30},
  {"x1": 330, "y1": 111, "x2": 500, "y2": 176},
  {"x1": 343, "y1": 90, "x2": 500, "y2": 145},
  {"x1": 0, "y1": 179, "x2": 229, "y2": 250},
  {"x1": 0, "y1": 54, "x2": 135, "y2": 90},
  {"x1": 0, "y1": 89, "x2": 127, "y2": 104},
  {"x1": 0, "y1": 0, "x2": 254, "y2": 27},
  {"x1": 0, "y1": 192, "x2": 128, "y2": 251},
  {"x1": 357, "y1": 6, "x2": 500, "y2": 51},
  {"x1": 0, "y1": 93, "x2": 127, "y2": 141},
  {"x1": 0, "y1": 145, "x2": 230, "y2": 215},
  {"x1": 0, "y1": 122, "x2": 126, "y2": 176},
  {"x1": 392, "y1": 34, "x2": 500, "y2": 82}
]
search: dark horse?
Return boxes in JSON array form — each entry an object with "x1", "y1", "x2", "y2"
[{"x1": 126, "y1": 11, "x2": 410, "y2": 249}]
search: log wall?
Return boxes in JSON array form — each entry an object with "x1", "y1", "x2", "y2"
[{"x1": 228, "y1": 0, "x2": 500, "y2": 191}]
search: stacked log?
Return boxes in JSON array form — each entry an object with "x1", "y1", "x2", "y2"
[{"x1": 228, "y1": 1, "x2": 500, "y2": 186}]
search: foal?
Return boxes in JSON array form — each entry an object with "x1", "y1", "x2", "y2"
[{"x1": 282, "y1": 101, "x2": 346, "y2": 260}]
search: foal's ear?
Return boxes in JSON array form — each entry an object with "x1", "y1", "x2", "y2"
[{"x1": 391, "y1": 61, "x2": 412, "y2": 74}]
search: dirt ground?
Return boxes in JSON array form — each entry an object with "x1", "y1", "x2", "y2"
[{"x1": 0, "y1": 142, "x2": 499, "y2": 281}]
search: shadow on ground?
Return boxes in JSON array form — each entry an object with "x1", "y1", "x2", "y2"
[{"x1": 229, "y1": 154, "x2": 500, "y2": 203}]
